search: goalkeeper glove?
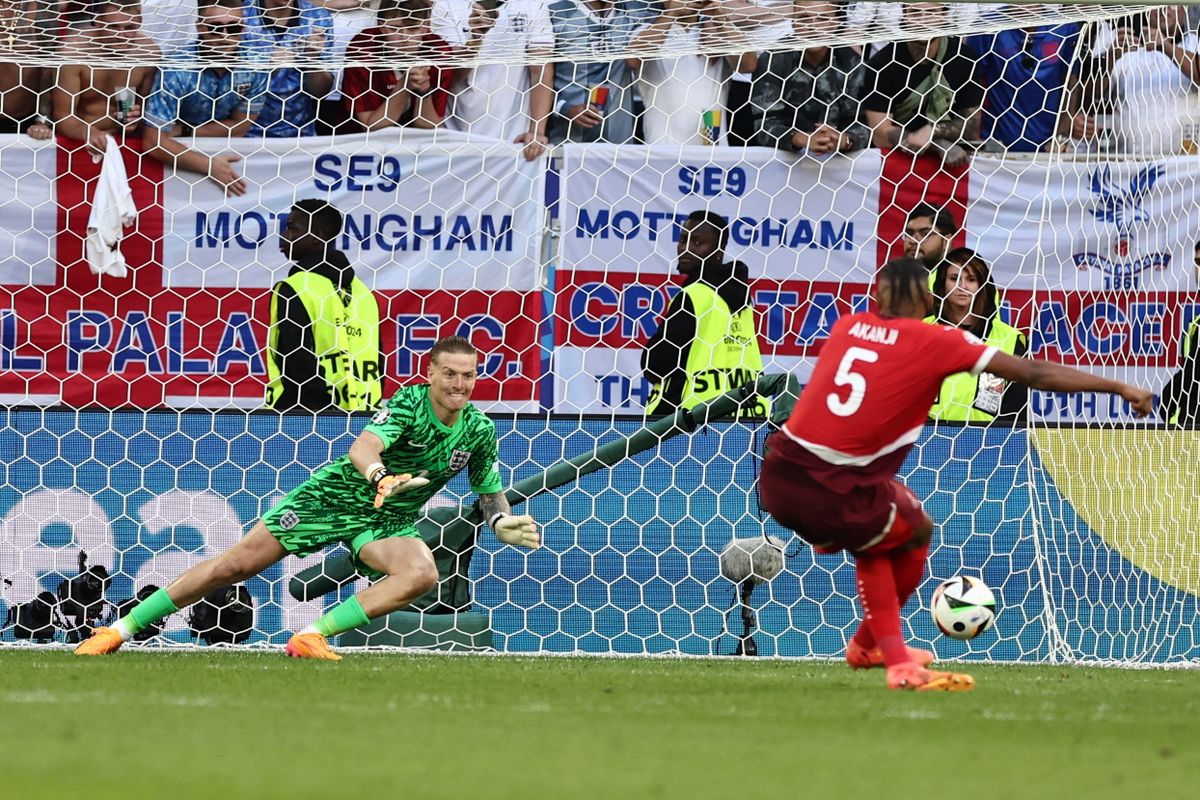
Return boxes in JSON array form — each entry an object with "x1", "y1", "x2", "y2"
[
  {"x1": 368, "y1": 463, "x2": 431, "y2": 508},
  {"x1": 489, "y1": 513, "x2": 540, "y2": 549}
]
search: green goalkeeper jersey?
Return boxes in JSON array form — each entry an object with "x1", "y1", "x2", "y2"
[{"x1": 306, "y1": 384, "x2": 504, "y2": 517}]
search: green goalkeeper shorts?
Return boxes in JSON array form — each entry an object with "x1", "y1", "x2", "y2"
[{"x1": 263, "y1": 480, "x2": 420, "y2": 578}]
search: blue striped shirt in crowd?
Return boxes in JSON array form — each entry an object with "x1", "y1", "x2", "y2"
[
  {"x1": 243, "y1": 0, "x2": 335, "y2": 137},
  {"x1": 144, "y1": 42, "x2": 270, "y2": 132}
]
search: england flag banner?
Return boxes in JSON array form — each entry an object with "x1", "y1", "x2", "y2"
[
  {"x1": 0, "y1": 131, "x2": 546, "y2": 411},
  {"x1": 554, "y1": 144, "x2": 884, "y2": 414}
]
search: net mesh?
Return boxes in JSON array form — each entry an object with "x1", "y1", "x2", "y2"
[{"x1": 1, "y1": 0, "x2": 1198, "y2": 664}]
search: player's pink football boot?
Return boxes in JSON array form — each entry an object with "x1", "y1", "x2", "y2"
[
  {"x1": 886, "y1": 661, "x2": 975, "y2": 692},
  {"x1": 74, "y1": 627, "x2": 125, "y2": 656},
  {"x1": 285, "y1": 632, "x2": 342, "y2": 661},
  {"x1": 846, "y1": 640, "x2": 935, "y2": 670}
]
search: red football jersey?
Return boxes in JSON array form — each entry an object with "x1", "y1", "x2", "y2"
[{"x1": 783, "y1": 312, "x2": 997, "y2": 466}]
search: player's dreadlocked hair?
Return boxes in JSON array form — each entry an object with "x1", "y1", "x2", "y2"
[
  {"x1": 876, "y1": 257, "x2": 932, "y2": 318},
  {"x1": 429, "y1": 336, "x2": 478, "y2": 364}
]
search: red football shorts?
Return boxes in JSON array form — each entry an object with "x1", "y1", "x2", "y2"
[{"x1": 759, "y1": 432, "x2": 928, "y2": 555}]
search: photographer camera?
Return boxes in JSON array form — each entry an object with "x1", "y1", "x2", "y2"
[
  {"x1": 3, "y1": 579, "x2": 58, "y2": 643},
  {"x1": 113, "y1": 584, "x2": 168, "y2": 642},
  {"x1": 56, "y1": 552, "x2": 111, "y2": 643},
  {"x1": 188, "y1": 585, "x2": 255, "y2": 645}
]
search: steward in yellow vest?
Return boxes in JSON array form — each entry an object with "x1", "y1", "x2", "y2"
[
  {"x1": 1160, "y1": 318, "x2": 1200, "y2": 426},
  {"x1": 926, "y1": 248, "x2": 1027, "y2": 423},
  {"x1": 642, "y1": 211, "x2": 767, "y2": 418},
  {"x1": 266, "y1": 199, "x2": 383, "y2": 412}
]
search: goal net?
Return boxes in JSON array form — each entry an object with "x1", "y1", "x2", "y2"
[{"x1": 1, "y1": 0, "x2": 1197, "y2": 665}]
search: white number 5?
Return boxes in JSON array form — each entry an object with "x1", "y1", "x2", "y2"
[{"x1": 827, "y1": 346, "x2": 878, "y2": 417}]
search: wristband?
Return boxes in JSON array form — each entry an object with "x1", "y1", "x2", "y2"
[
  {"x1": 366, "y1": 462, "x2": 389, "y2": 487},
  {"x1": 488, "y1": 512, "x2": 509, "y2": 531}
]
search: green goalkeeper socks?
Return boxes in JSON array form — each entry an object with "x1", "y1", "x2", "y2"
[
  {"x1": 114, "y1": 588, "x2": 179, "y2": 641},
  {"x1": 309, "y1": 596, "x2": 371, "y2": 639}
]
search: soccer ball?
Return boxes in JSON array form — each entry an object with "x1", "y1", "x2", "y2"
[{"x1": 930, "y1": 575, "x2": 996, "y2": 640}]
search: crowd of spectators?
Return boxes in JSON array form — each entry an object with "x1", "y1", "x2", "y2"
[{"x1": 3, "y1": 1, "x2": 1200, "y2": 191}]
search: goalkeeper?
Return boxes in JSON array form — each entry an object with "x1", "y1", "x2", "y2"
[{"x1": 76, "y1": 336, "x2": 539, "y2": 660}]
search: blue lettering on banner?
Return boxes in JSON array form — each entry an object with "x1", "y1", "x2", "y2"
[
  {"x1": 621, "y1": 285, "x2": 666, "y2": 339},
  {"x1": 796, "y1": 293, "x2": 840, "y2": 345},
  {"x1": 1072, "y1": 252, "x2": 1170, "y2": 290},
  {"x1": 596, "y1": 374, "x2": 652, "y2": 408},
  {"x1": 1076, "y1": 302, "x2": 1126, "y2": 356},
  {"x1": 214, "y1": 313, "x2": 265, "y2": 374},
  {"x1": 112, "y1": 311, "x2": 164, "y2": 373},
  {"x1": 1129, "y1": 302, "x2": 1166, "y2": 356},
  {"x1": 0, "y1": 309, "x2": 44, "y2": 370},
  {"x1": 1031, "y1": 390, "x2": 1135, "y2": 421},
  {"x1": 1031, "y1": 301, "x2": 1075, "y2": 357},
  {"x1": 67, "y1": 310, "x2": 113, "y2": 371},
  {"x1": 196, "y1": 210, "x2": 513, "y2": 253},
  {"x1": 754, "y1": 290, "x2": 798, "y2": 344},
  {"x1": 1032, "y1": 390, "x2": 1098, "y2": 419},
  {"x1": 570, "y1": 282, "x2": 620, "y2": 337},
  {"x1": 456, "y1": 315, "x2": 505, "y2": 377},
  {"x1": 396, "y1": 314, "x2": 441, "y2": 376},
  {"x1": 194, "y1": 210, "x2": 286, "y2": 249},
  {"x1": 677, "y1": 165, "x2": 747, "y2": 197},
  {"x1": 342, "y1": 214, "x2": 513, "y2": 253},
  {"x1": 574, "y1": 208, "x2": 854, "y2": 251},
  {"x1": 312, "y1": 153, "x2": 405, "y2": 193},
  {"x1": 166, "y1": 312, "x2": 215, "y2": 374}
]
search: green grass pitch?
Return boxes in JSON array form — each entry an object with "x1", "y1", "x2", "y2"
[{"x1": 2, "y1": 651, "x2": 1196, "y2": 800}]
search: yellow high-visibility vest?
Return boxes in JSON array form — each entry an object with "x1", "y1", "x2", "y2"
[
  {"x1": 266, "y1": 271, "x2": 382, "y2": 411},
  {"x1": 1170, "y1": 320, "x2": 1200, "y2": 425},
  {"x1": 646, "y1": 282, "x2": 768, "y2": 418},
  {"x1": 926, "y1": 317, "x2": 1024, "y2": 422}
]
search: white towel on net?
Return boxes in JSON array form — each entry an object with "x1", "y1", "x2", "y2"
[{"x1": 85, "y1": 135, "x2": 137, "y2": 278}]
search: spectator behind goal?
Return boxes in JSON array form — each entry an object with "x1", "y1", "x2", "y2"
[
  {"x1": 243, "y1": 0, "x2": 337, "y2": 138},
  {"x1": 626, "y1": 0, "x2": 756, "y2": 146},
  {"x1": 51, "y1": 1, "x2": 160, "y2": 153},
  {"x1": 341, "y1": 0, "x2": 457, "y2": 131},
  {"x1": 966, "y1": 15, "x2": 1086, "y2": 152},
  {"x1": 547, "y1": 0, "x2": 649, "y2": 144},
  {"x1": 752, "y1": 0, "x2": 869, "y2": 155},
  {"x1": 442, "y1": 0, "x2": 555, "y2": 160},
  {"x1": 860, "y1": 1, "x2": 983, "y2": 167},
  {"x1": 142, "y1": 0, "x2": 269, "y2": 197}
]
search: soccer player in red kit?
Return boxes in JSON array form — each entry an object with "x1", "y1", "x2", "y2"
[{"x1": 759, "y1": 258, "x2": 1154, "y2": 691}]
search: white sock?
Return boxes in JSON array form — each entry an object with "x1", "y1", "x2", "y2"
[
  {"x1": 299, "y1": 624, "x2": 320, "y2": 636},
  {"x1": 112, "y1": 617, "x2": 135, "y2": 642}
]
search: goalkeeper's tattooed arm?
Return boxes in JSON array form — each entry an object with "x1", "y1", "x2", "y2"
[{"x1": 480, "y1": 493, "x2": 541, "y2": 549}]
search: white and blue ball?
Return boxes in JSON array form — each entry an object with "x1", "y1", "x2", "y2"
[{"x1": 930, "y1": 575, "x2": 996, "y2": 640}]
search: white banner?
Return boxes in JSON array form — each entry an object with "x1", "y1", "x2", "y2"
[
  {"x1": 967, "y1": 154, "x2": 1200, "y2": 292},
  {"x1": 560, "y1": 144, "x2": 883, "y2": 281},
  {"x1": 551, "y1": 346, "x2": 811, "y2": 415},
  {"x1": 162, "y1": 130, "x2": 546, "y2": 291},
  {"x1": 555, "y1": 145, "x2": 882, "y2": 413},
  {"x1": 0, "y1": 137, "x2": 56, "y2": 287}
]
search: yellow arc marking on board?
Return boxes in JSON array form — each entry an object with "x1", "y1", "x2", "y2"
[{"x1": 1031, "y1": 429, "x2": 1200, "y2": 597}]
